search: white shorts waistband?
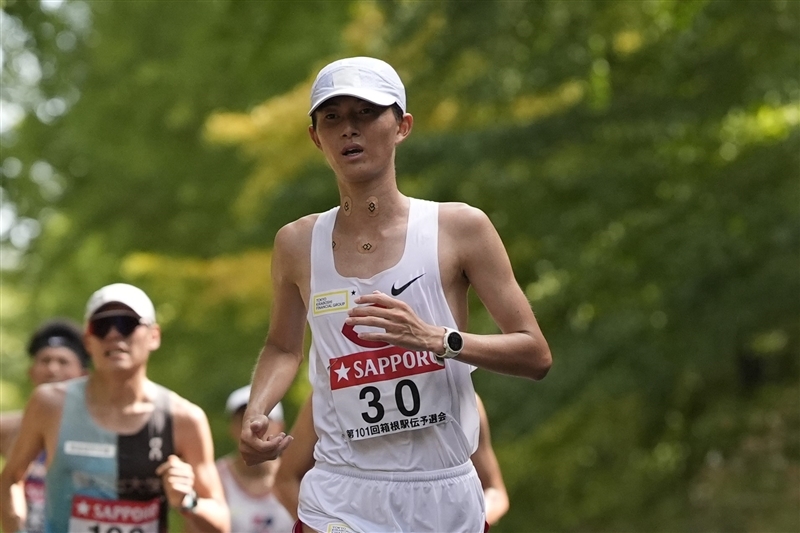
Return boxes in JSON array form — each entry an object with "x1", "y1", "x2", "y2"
[{"x1": 313, "y1": 460, "x2": 475, "y2": 483}]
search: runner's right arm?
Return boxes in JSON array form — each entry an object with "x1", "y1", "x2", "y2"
[{"x1": 240, "y1": 219, "x2": 314, "y2": 466}]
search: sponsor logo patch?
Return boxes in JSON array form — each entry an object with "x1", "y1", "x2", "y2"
[
  {"x1": 313, "y1": 289, "x2": 352, "y2": 316},
  {"x1": 64, "y1": 441, "x2": 116, "y2": 458}
]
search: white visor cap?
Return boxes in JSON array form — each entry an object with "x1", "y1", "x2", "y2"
[
  {"x1": 308, "y1": 56, "x2": 406, "y2": 116},
  {"x1": 84, "y1": 283, "x2": 156, "y2": 324},
  {"x1": 225, "y1": 385, "x2": 284, "y2": 422}
]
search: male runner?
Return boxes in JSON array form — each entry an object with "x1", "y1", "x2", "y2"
[
  {"x1": 0, "y1": 283, "x2": 230, "y2": 533},
  {"x1": 0, "y1": 318, "x2": 90, "y2": 533},
  {"x1": 215, "y1": 385, "x2": 294, "y2": 533},
  {"x1": 239, "y1": 57, "x2": 551, "y2": 532}
]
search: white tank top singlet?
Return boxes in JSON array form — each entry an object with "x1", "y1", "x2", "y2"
[
  {"x1": 307, "y1": 197, "x2": 480, "y2": 472},
  {"x1": 215, "y1": 457, "x2": 295, "y2": 533}
]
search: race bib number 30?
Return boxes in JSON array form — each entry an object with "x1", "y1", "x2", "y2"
[
  {"x1": 330, "y1": 346, "x2": 451, "y2": 440},
  {"x1": 69, "y1": 495, "x2": 161, "y2": 533}
]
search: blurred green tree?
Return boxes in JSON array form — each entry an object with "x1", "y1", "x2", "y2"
[
  {"x1": 1, "y1": 0, "x2": 797, "y2": 531},
  {"x1": 0, "y1": 0, "x2": 353, "y2": 455}
]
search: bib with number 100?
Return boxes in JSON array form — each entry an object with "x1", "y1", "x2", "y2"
[{"x1": 329, "y1": 345, "x2": 451, "y2": 440}]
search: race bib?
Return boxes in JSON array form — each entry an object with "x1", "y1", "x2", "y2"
[
  {"x1": 330, "y1": 345, "x2": 451, "y2": 440},
  {"x1": 23, "y1": 478, "x2": 45, "y2": 533},
  {"x1": 69, "y1": 495, "x2": 161, "y2": 533},
  {"x1": 24, "y1": 453, "x2": 47, "y2": 533}
]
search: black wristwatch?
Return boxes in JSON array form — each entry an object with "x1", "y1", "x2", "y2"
[
  {"x1": 180, "y1": 490, "x2": 198, "y2": 513},
  {"x1": 439, "y1": 327, "x2": 463, "y2": 360}
]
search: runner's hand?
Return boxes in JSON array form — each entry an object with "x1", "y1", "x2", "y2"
[
  {"x1": 346, "y1": 291, "x2": 441, "y2": 352},
  {"x1": 239, "y1": 415, "x2": 293, "y2": 466},
  {"x1": 155, "y1": 454, "x2": 195, "y2": 509}
]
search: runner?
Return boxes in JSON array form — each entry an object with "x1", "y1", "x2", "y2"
[
  {"x1": 239, "y1": 57, "x2": 551, "y2": 532},
  {"x1": 0, "y1": 318, "x2": 89, "y2": 533},
  {"x1": 0, "y1": 283, "x2": 230, "y2": 533},
  {"x1": 216, "y1": 385, "x2": 295, "y2": 533}
]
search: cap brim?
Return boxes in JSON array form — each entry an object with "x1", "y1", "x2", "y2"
[
  {"x1": 89, "y1": 308, "x2": 141, "y2": 320},
  {"x1": 308, "y1": 88, "x2": 398, "y2": 115}
]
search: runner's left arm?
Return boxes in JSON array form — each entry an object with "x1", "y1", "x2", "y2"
[
  {"x1": 240, "y1": 219, "x2": 312, "y2": 466},
  {"x1": 274, "y1": 396, "x2": 317, "y2": 520},
  {"x1": 159, "y1": 399, "x2": 230, "y2": 533}
]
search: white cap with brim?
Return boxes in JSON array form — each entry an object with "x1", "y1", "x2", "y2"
[
  {"x1": 308, "y1": 56, "x2": 406, "y2": 116},
  {"x1": 84, "y1": 283, "x2": 156, "y2": 324},
  {"x1": 225, "y1": 385, "x2": 284, "y2": 422}
]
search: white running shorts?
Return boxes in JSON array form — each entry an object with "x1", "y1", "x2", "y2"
[{"x1": 298, "y1": 461, "x2": 486, "y2": 533}]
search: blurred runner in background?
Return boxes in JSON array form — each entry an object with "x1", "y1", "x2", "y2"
[
  {"x1": 0, "y1": 318, "x2": 90, "y2": 533},
  {"x1": 216, "y1": 385, "x2": 295, "y2": 533},
  {"x1": 0, "y1": 283, "x2": 230, "y2": 533}
]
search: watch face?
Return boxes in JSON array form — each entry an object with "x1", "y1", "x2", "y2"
[
  {"x1": 447, "y1": 331, "x2": 463, "y2": 352},
  {"x1": 182, "y1": 492, "x2": 197, "y2": 510}
]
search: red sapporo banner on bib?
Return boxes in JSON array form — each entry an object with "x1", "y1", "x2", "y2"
[{"x1": 329, "y1": 345, "x2": 444, "y2": 390}]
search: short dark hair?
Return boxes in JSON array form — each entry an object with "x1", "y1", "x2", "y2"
[
  {"x1": 311, "y1": 103, "x2": 404, "y2": 130},
  {"x1": 27, "y1": 318, "x2": 90, "y2": 368}
]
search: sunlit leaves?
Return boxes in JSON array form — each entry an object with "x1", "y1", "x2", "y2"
[{"x1": 205, "y1": 83, "x2": 318, "y2": 223}]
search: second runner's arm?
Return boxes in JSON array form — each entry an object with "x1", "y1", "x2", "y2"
[{"x1": 274, "y1": 396, "x2": 317, "y2": 520}]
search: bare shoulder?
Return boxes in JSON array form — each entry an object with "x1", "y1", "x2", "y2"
[
  {"x1": 165, "y1": 391, "x2": 215, "y2": 465},
  {"x1": 0, "y1": 385, "x2": 69, "y2": 480},
  {"x1": 14, "y1": 382, "x2": 69, "y2": 441},
  {"x1": 274, "y1": 214, "x2": 319, "y2": 256},
  {"x1": 438, "y1": 202, "x2": 500, "y2": 258},
  {"x1": 272, "y1": 214, "x2": 319, "y2": 291},
  {"x1": 30, "y1": 381, "x2": 70, "y2": 411},
  {"x1": 438, "y1": 202, "x2": 494, "y2": 238},
  {"x1": 166, "y1": 390, "x2": 209, "y2": 428}
]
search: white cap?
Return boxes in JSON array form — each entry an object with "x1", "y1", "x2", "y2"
[
  {"x1": 84, "y1": 283, "x2": 156, "y2": 324},
  {"x1": 308, "y1": 56, "x2": 406, "y2": 116},
  {"x1": 225, "y1": 385, "x2": 284, "y2": 421}
]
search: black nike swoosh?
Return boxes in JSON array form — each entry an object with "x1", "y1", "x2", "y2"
[{"x1": 391, "y1": 273, "x2": 425, "y2": 296}]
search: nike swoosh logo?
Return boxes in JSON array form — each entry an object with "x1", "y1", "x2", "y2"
[{"x1": 391, "y1": 274, "x2": 425, "y2": 296}]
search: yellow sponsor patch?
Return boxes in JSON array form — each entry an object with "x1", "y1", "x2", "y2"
[{"x1": 313, "y1": 289, "x2": 351, "y2": 316}]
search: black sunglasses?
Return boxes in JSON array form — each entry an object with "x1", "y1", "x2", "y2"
[{"x1": 89, "y1": 315, "x2": 146, "y2": 338}]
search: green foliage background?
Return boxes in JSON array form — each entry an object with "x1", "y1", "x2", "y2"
[{"x1": 1, "y1": 1, "x2": 797, "y2": 531}]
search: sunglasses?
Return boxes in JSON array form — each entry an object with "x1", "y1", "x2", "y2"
[{"x1": 88, "y1": 315, "x2": 147, "y2": 338}]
